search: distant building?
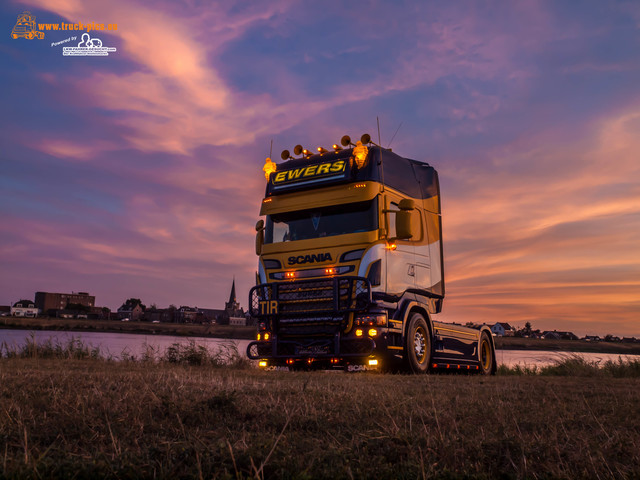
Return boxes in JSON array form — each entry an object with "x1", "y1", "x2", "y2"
[
  {"x1": 117, "y1": 300, "x2": 144, "y2": 321},
  {"x1": 543, "y1": 330, "x2": 578, "y2": 340},
  {"x1": 146, "y1": 307, "x2": 175, "y2": 323},
  {"x1": 491, "y1": 322, "x2": 514, "y2": 336},
  {"x1": 35, "y1": 291, "x2": 95, "y2": 315},
  {"x1": 198, "y1": 308, "x2": 224, "y2": 324},
  {"x1": 176, "y1": 306, "x2": 198, "y2": 323},
  {"x1": 217, "y1": 279, "x2": 246, "y2": 325},
  {"x1": 11, "y1": 299, "x2": 39, "y2": 317}
]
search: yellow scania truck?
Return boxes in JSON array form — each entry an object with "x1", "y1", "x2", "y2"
[{"x1": 246, "y1": 134, "x2": 496, "y2": 374}]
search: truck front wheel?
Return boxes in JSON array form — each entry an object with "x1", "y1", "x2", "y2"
[
  {"x1": 479, "y1": 332, "x2": 495, "y2": 375},
  {"x1": 405, "y1": 312, "x2": 431, "y2": 374}
]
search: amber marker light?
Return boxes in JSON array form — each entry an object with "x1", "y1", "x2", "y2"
[
  {"x1": 317, "y1": 147, "x2": 328, "y2": 154},
  {"x1": 285, "y1": 271, "x2": 296, "y2": 279},
  {"x1": 263, "y1": 157, "x2": 277, "y2": 180},
  {"x1": 325, "y1": 267, "x2": 336, "y2": 275},
  {"x1": 332, "y1": 144, "x2": 342, "y2": 152},
  {"x1": 386, "y1": 242, "x2": 397, "y2": 251}
]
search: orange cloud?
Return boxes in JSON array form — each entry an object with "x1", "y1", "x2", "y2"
[{"x1": 440, "y1": 106, "x2": 640, "y2": 335}]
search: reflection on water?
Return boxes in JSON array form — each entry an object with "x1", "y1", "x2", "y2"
[
  {"x1": 495, "y1": 347, "x2": 639, "y2": 367},
  {"x1": 1, "y1": 329, "x2": 638, "y2": 367},
  {"x1": 0, "y1": 329, "x2": 250, "y2": 360}
]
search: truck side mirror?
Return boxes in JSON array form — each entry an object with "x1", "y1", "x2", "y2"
[
  {"x1": 396, "y1": 199, "x2": 414, "y2": 240},
  {"x1": 255, "y1": 219, "x2": 265, "y2": 255}
]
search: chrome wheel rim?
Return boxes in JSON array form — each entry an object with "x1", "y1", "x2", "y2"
[{"x1": 414, "y1": 327, "x2": 427, "y2": 363}]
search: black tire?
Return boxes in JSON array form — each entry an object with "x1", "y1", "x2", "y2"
[
  {"x1": 405, "y1": 312, "x2": 431, "y2": 374},
  {"x1": 479, "y1": 332, "x2": 495, "y2": 375}
]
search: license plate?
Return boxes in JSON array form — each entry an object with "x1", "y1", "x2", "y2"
[{"x1": 295, "y1": 345, "x2": 329, "y2": 355}]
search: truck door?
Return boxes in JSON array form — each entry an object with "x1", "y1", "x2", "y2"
[
  {"x1": 414, "y1": 208, "x2": 431, "y2": 293},
  {"x1": 384, "y1": 196, "x2": 415, "y2": 296}
]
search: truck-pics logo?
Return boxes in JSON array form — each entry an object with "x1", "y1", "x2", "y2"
[
  {"x1": 288, "y1": 253, "x2": 333, "y2": 265},
  {"x1": 11, "y1": 11, "x2": 44, "y2": 39}
]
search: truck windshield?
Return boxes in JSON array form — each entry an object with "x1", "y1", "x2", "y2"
[{"x1": 265, "y1": 198, "x2": 378, "y2": 244}]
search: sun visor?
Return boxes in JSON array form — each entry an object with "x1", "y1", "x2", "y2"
[{"x1": 260, "y1": 182, "x2": 380, "y2": 215}]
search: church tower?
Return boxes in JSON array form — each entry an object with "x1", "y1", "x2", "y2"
[
  {"x1": 224, "y1": 278, "x2": 244, "y2": 323},
  {"x1": 225, "y1": 278, "x2": 240, "y2": 312}
]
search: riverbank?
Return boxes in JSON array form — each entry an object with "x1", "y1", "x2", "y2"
[
  {"x1": 1, "y1": 357, "x2": 638, "y2": 479},
  {"x1": 495, "y1": 335, "x2": 640, "y2": 355},
  {"x1": 3, "y1": 316, "x2": 639, "y2": 355},
  {"x1": 0, "y1": 316, "x2": 255, "y2": 339}
]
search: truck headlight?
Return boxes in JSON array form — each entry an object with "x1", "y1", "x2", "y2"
[{"x1": 355, "y1": 311, "x2": 387, "y2": 327}]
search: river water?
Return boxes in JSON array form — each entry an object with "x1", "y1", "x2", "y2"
[{"x1": 1, "y1": 329, "x2": 638, "y2": 367}]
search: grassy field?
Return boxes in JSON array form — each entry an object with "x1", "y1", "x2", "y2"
[
  {"x1": 0, "y1": 316, "x2": 255, "y2": 339},
  {"x1": 1, "y1": 343, "x2": 639, "y2": 479}
]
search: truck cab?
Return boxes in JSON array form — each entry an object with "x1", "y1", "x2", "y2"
[{"x1": 247, "y1": 135, "x2": 496, "y2": 374}]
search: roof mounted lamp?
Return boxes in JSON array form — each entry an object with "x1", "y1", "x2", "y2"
[
  {"x1": 360, "y1": 133, "x2": 381, "y2": 147},
  {"x1": 332, "y1": 144, "x2": 343, "y2": 152},
  {"x1": 353, "y1": 141, "x2": 369, "y2": 168},
  {"x1": 317, "y1": 147, "x2": 328, "y2": 154},
  {"x1": 293, "y1": 145, "x2": 304, "y2": 157},
  {"x1": 281, "y1": 150, "x2": 293, "y2": 161},
  {"x1": 341, "y1": 135, "x2": 355, "y2": 147},
  {"x1": 263, "y1": 157, "x2": 277, "y2": 180}
]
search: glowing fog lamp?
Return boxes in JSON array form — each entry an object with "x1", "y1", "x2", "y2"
[
  {"x1": 368, "y1": 358, "x2": 378, "y2": 367},
  {"x1": 264, "y1": 332, "x2": 270, "y2": 341},
  {"x1": 355, "y1": 329, "x2": 363, "y2": 337},
  {"x1": 368, "y1": 328, "x2": 378, "y2": 337},
  {"x1": 257, "y1": 333, "x2": 261, "y2": 341},
  {"x1": 263, "y1": 157, "x2": 277, "y2": 180},
  {"x1": 259, "y1": 361, "x2": 268, "y2": 368}
]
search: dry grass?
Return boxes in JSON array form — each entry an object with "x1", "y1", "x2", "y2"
[{"x1": 1, "y1": 356, "x2": 639, "y2": 479}]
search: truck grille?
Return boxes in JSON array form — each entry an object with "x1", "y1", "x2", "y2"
[{"x1": 250, "y1": 276, "x2": 371, "y2": 322}]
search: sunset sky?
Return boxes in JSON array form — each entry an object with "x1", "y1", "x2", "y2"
[{"x1": 2, "y1": 1, "x2": 639, "y2": 337}]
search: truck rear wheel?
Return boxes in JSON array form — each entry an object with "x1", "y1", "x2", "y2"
[
  {"x1": 479, "y1": 332, "x2": 495, "y2": 375},
  {"x1": 405, "y1": 312, "x2": 431, "y2": 374}
]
